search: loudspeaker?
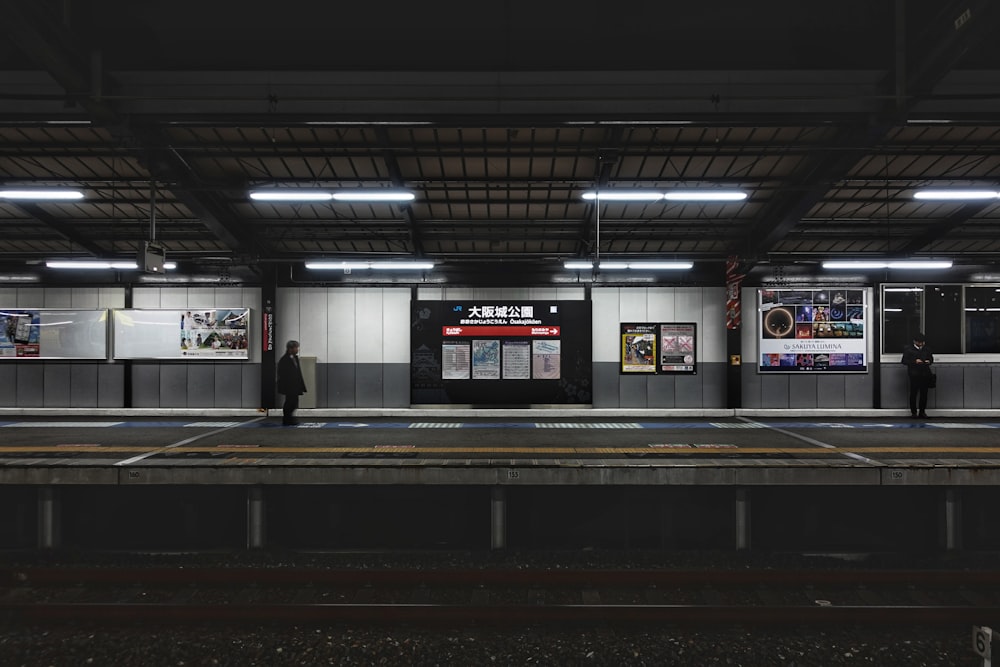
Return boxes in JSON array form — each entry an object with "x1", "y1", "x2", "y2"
[{"x1": 138, "y1": 241, "x2": 165, "y2": 273}]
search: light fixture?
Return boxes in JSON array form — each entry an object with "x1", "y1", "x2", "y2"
[
  {"x1": 331, "y1": 191, "x2": 415, "y2": 202},
  {"x1": 0, "y1": 188, "x2": 84, "y2": 200},
  {"x1": 46, "y1": 260, "x2": 177, "y2": 270},
  {"x1": 593, "y1": 261, "x2": 693, "y2": 270},
  {"x1": 305, "y1": 260, "x2": 433, "y2": 270},
  {"x1": 913, "y1": 190, "x2": 999, "y2": 201},
  {"x1": 563, "y1": 261, "x2": 593, "y2": 270},
  {"x1": 626, "y1": 261, "x2": 694, "y2": 270},
  {"x1": 581, "y1": 191, "x2": 663, "y2": 202},
  {"x1": 822, "y1": 260, "x2": 952, "y2": 270},
  {"x1": 662, "y1": 190, "x2": 747, "y2": 202},
  {"x1": 248, "y1": 190, "x2": 333, "y2": 202}
]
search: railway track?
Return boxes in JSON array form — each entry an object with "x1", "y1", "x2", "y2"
[{"x1": 3, "y1": 567, "x2": 1000, "y2": 626}]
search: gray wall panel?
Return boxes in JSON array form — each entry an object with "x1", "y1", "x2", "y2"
[
  {"x1": 591, "y1": 362, "x2": 620, "y2": 408},
  {"x1": 15, "y1": 364, "x2": 44, "y2": 407},
  {"x1": 843, "y1": 373, "x2": 871, "y2": 409},
  {"x1": 383, "y1": 363, "x2": 410, "y2": 407},
  {"x1": 934, "y1": 365, "x2": 962, "y2": 408},
  {"x1": 214, "y1": 364, "x2": 243, "y2": 408},
  {"x1": 0, "y1": 365, "x2": 17, "y2": 406},
  {"x1": 881, "y1": 365, "x2": 908, "y2": 410},
  {"x1": 70, "y1": 364, "x2": 99, "y2": 408},
  {"x1": 994, "y1": 367, "x2": 1000, "y2": 408},
  {"x1": 355, "y1": 363, "x2": 383, "y2": 408},
  {"x1": 701, "y1": 363, "x2": 727, "y2": 407},
  {"x1": 647, "y1": 375, "x2": 675, "y2": 407},
  {"x1": 311, "y1": 363, "x2": 328, "y2": 408},
  {"x1": 963, "y1": 365, "x2": 992, "y2": 409},
  {"x1": 186, "y1": 364, "x2": 215, "y2": 408},
  {"x1": 788, "y1": 375, "x2": 817, "y2": 409},
  {"x1": 132, "y1": 364, "x2": 161, "y2": 407},
  {"x1": 760, "y1": 374, "x2": 790, "y2": 409},
  {"x1": 98, "y1": 364, "x2": 124, "y2": 407},
  {"x1": 328, "y1": 363, "x2": 357, "y2": 407},
  {"x1": 242, "y1": 363, "x2": 261, "y2": 409},
  {"x1": 741, "y1": 365, "x2": 763, "y2": 408},
  {"x1": 159, "y1": 365, "x2": 187, "y2": 408},
  {"x1": 43, "y1": 364, "x2": 72, "y2": 407},
  {"x1": 619, "y1": 374, "x2": 647, "y2": 408},
  {"x1": 674, "y1": 374, "x2": 703, "y2": 408},
  {"x1": 815, "y1": 376, "x2": 845, "y2": 409}
]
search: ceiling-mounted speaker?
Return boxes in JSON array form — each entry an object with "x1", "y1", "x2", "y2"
[{"x1": 138, "y1": 241, "x2": 165, "y2": 273}]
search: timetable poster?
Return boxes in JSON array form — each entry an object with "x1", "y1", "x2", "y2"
[
  {"x1": 620, "y1": 323, "x2": 658, "y2": 374},
  {"x1": 758, "y1": 288, "x2": 867, "y2": 373},
  {"x1": 532, "y1": 339, "x2": 561, "y2": 379},
  {"x1": 441, "y1": 342, "x2": 471, "y2": 379}
]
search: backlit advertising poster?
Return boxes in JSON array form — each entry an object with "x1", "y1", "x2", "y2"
[
  {"x1": 1, "y1": 309, "x2": 109, "y2": 359},
  {"x1": 114, "y1": 308, "x2": 250, "y2": 359},
  {"x1": 758, "y1": 288, "x2": 867, "y2": 373}
]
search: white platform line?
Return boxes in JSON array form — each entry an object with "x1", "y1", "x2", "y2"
[{"x1": 115, "y1": 417, "x2": 266, "y2": 466}]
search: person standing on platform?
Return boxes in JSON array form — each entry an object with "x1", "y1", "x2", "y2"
[
  {"x1": 277, "y1": 339, "x2": 307, "y2": 426},
  {"x1": 901, "y1": 332, "x2": 934, "y2": 418}
]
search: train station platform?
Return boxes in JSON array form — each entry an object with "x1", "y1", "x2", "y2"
[{"x1": 1, "y1": 409, "x2": 999, "y2": 487}]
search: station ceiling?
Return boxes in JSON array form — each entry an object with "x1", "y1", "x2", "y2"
[{"x1": 1, "y1": 0, "x2": 999, "y2": 283}]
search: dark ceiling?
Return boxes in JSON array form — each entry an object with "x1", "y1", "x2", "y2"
[{"x1": 1, "y1": 0, "x2": 999, "y2": 284}]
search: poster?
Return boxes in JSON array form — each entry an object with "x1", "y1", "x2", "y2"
[
  {"x1": 0, "y1": 309, "x2": 108, "y2": 359},
  {"x1": 471, "y1": 339, "x2": 501, "y2": 379},
  {"x1": 441, "y1": 343, "x2": 471, "y2": 379},
  {"x1": 758, "y1": 288, "x2": 867, "y2": 372},
  {"x1": 621, "y1": 323, "x2": 658, "y2": 373},
  {"x1": 502, "y1": 340, "x2": 530, "y2": 379},
  {"x1": 660, "y1": 323, "x2": 697, "y2": 373},
  {"x1": 114, "y1": 308, "x2": 250, "y2": 359},
  {"x1": 532, "y1": 339, "x2": 561, "y2": 379}
]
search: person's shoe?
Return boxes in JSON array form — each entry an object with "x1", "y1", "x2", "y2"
[
  {"x1": 918, "y1": 411, "x2": 928, "y2": 418},
  {"x1": 910, "y1": 411, "x2": 918, "y2": 418}
]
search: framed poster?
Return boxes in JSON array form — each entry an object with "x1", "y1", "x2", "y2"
[
  {"x1": 113, "y1": 308, "x2": 250, "y2": 359},
  {"x1": 0, "y1": 309, "x2": 108, "y2": 359},
  {"x1": 758, "y1": 288, "x2": 867, "y2": 372},
  {"x1": 621, "y1": 323, "x2": 658, "y2": 374},
  {"x1": 621, "y1": 322, "x2": 697, "y2": 374}
]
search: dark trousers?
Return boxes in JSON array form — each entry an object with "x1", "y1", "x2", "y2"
[
  {"x1": 908, "y1": 377, "x2": 929, "y2": 413},
  {"x1": 282, "y1": 393, "x2": 300, "y2": 424}
]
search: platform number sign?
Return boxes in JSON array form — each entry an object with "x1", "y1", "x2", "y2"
[{"x1": 973, "y1": 625, "x2": 992, "y2": 660}]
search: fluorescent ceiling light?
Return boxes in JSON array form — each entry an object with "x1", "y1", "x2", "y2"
[
  {"x1": 563, "y1": 261, "x2": 593, "y2": 270},
  {"x1": 823, "y1": 260, "x2": 952, "y2": 270},
  {"x1": 662, "y1": 190, "x2": 747, "y2": 202},
  {"x1": 0, "y1": 189, "x2": 84, "y2": 200},
  {"x1": 912, "y1": 190, "x2": 999, "y2": 201},
  {"x1": 884, "y1": 287, "x2": 923, "y2": 292},
  {"x1": 823, "y1": 261, "x2": 891, "y2": 269},
  {"x1": 626, "y1": 261, "x2": 694, "y2": 270},
  {"x1": 46, "y1": 261, "x2": 176, "y2": 270},
  {"x1": 597, "y1": 262, "x2": 630, "y2": 269},
  {"x1": 886, "y1": 260, "x2": 953, "y2": 269},
  {"x1": 305, "y1": 261, "x2": 432, "y2": 270},
  {"x1": 249, "y1": 190, "x2": 333, "y2": 202},
  {"x1": 581, "y1": 191, "x2": 663, "y2": 202},
  {"x1": 331, "y1": 191, "x2": 415, "y2": 202}
]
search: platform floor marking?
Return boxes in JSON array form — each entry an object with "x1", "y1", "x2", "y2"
[
  {"x1": 536, "y1": 422, "x2": 642, "y2": 429},
  {"x1": 114, "y1": 416, "x2": 267, "y2": 466},
  {"x1": 927, "y1": 423, "x2": 997, "y2": 429},
  {"x1": 710, "y1": 422, "x2": 767, "y2": 429},
  {"x1": 183, "y1": 421, "x2": 244, "y2": 428},
  {"x1": 737, "y1": 417, "x2": 882, "y2": 465},
  {"x1": 409, "y1": 422, "x2": 463, "y2": 428}
]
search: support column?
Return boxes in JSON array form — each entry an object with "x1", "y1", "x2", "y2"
[
  {"x1": 247, "y1": 485, "x2": 265, "y2": 549},
  {"x1": 490, "y1": 486, "x2": 506, "y2": 550},
  {"x1": 37, "y1": 486, "x2": 58, "y2": 549},
  {"x1": 944, "y1": 488, "x2": 961, "y2": 551},
  {"x1": 735, "y1": 488, "x2": 750, "y2": 551}
]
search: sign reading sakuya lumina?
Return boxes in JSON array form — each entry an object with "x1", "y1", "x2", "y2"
[{"x1": 758, "y1": 288, "x2": 868, "y2": 373}]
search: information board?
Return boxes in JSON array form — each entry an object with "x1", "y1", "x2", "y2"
[{"x1": 620, "y1": 323, "x2": 697, "y2": 375}]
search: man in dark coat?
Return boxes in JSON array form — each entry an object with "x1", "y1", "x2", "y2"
[
  {"x1": 901, "y1": 332, "x2": 934, "y2": 418},
  {"x1": 277, "y1": 339, "x2": 307, "y2": 425}
]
